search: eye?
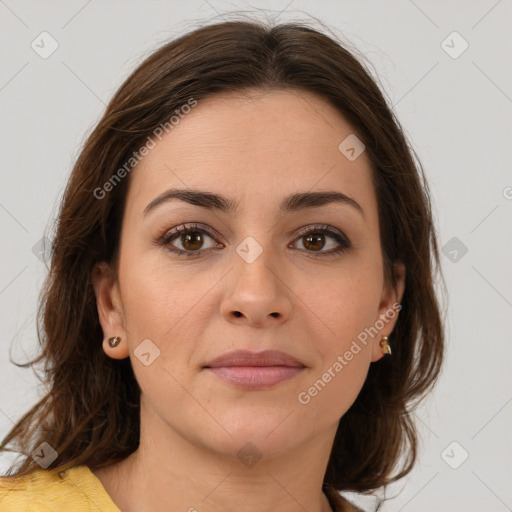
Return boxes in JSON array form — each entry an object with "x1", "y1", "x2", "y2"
[
  {"x1": 156, "y1": 223, "x2": 351, "y2": 258},
  {"x1": 291, "y1": 224, "x2": 351, "y2": 257},
  {"x1": 158, "y1": 223, "x2": 223, "y2": 258}
]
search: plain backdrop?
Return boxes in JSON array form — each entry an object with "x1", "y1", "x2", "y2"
[{"x1": 1, "y1": 1, "x2": 511, "y2": 510}]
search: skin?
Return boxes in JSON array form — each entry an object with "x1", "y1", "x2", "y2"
[{"x1": 91, "y1": 88, "x2": 405, "y2": 512}]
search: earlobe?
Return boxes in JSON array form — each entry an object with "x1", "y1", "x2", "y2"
[
  {"x1": 371, "y1": 261, "x2": 406, "y2": 363},
  {"x1": 371, "y1": 336, "x2": 391, "y2": 363},
  {"x1": 91, "y1": 262, "x2": 129, "y2": 359},
  {"x1": 101, "y1": 335, "x2": 129, "y2": 360}
]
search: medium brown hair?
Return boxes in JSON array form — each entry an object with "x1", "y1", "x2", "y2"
[{"x1": 1, "y1": 16, "x2": 445, "y2": 509}]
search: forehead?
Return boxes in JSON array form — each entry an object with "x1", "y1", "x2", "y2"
[{"x1": 125, "y1": 89, "x2": 376, "y2": 218}]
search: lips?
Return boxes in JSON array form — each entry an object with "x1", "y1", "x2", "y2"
[
  {"x1": 203, "y1": 350, "x2": 306, "y2": 389},
  {"x1": 203, "y1": 350, "x2": 306, "y2": 369}
]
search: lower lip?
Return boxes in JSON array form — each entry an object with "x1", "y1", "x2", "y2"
[{"x1": 205, "y1": 366, "x2": 305, "y2": 389}]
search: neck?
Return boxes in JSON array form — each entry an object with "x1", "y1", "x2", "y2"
[{"x1": 93, "y1": 402, "x2": 338, "y2": 512}]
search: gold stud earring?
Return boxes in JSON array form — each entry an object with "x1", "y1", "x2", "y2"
[
  {"x1": 380, "y1": 336, "x2": 391, "y2": 355},
  {"x1": 108, "y1": 336, "x2": 121, "y2": 347}
]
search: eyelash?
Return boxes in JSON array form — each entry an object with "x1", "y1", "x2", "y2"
[{"x1": 156, "y1": 222, "x2": 351, "y2": 259}]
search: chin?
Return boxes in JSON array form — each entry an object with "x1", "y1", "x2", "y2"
[{"x1": 193, "y1": 407, "x2": 306, "y2": 462}]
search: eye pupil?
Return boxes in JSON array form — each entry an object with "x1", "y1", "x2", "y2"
[
  {"x1": 182, "y1": 232, "x2": 203, "y2": 250},
  {"x1": 304, "y1": 233, "x2": 325, "y2": 251}
]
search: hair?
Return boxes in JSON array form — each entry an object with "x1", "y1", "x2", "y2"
[{"x1": 1, "y1": 16, "x2": 445, "y2": 511}]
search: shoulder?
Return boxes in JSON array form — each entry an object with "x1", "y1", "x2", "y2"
[{"x1": 0, "y1": 464, "x2": 120, "y2": 512}]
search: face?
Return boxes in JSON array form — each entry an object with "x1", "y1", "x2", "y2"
[{"x1": 93, "y1": 89, "x2": 405, "y2": 460}]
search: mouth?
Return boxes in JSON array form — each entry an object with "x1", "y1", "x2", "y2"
[{"x1": 203, "y1": 350, "x2": 306, "y2": 390}]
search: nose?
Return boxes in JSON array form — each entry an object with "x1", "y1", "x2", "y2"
[{"x1": 220, "y1": 252, "x2": 293, "y2": 328}]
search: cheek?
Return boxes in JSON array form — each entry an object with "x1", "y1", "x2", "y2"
[
  {"x1": 296, "y1": 275, "x2": 380, "y2": 419},
  {"x1": 309, "y1": 263, "x2": 383, "y2": 343},
  {"x1": 301, "y1": 261, "x2": 383, "y2": 405},
  {"x1": 118, "y1": 252, "x2": 219, "y2": 382},
  {"x1": 119, "y1": 247, "x2": 203, "y2": 335}
]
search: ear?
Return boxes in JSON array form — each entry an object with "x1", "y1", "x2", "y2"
[
  {"x1": 91, "y1": 261, "x2": 130, "y2": 360},
  {"x1": 370, "y1": 261, "x2": 406, "y2": 363}
]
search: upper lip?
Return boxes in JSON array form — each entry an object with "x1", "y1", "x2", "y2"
[{"x1": 203, "y1": 350, "x2": 306, "y2": 368}]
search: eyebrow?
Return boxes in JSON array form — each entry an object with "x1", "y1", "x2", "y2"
[{"x1": 143, "y1": 188, "x2": 365, "y2": 219}]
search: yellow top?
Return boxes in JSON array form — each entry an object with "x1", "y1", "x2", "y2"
[
  {"x1": 0, "y1": 464, "x2": 120, "y2": 511},
  {"x1": 0, "y1": 464, "x2": 362, "y2": 512}
]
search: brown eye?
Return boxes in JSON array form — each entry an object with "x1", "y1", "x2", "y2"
[
  {"x1": 159, "y1": 223, "x2": 222, "y2": 257},
  {"x1": 292, "y1": 225, "x2": 351, "y2": 257},
  {"x1": 180, "y1": 231, "x2": 205, "y2": 251},
  {"x1": 303, "y1": 233, "x2": 326, "y2": 252}
]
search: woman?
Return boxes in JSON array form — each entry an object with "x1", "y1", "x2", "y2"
[{"x1": 0, "y1": 18, "x2": 444, "y2": 512}]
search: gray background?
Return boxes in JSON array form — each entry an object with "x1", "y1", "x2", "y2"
[{"x1": 1, "y1": 1, "x2": 511, "y2": 510}]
